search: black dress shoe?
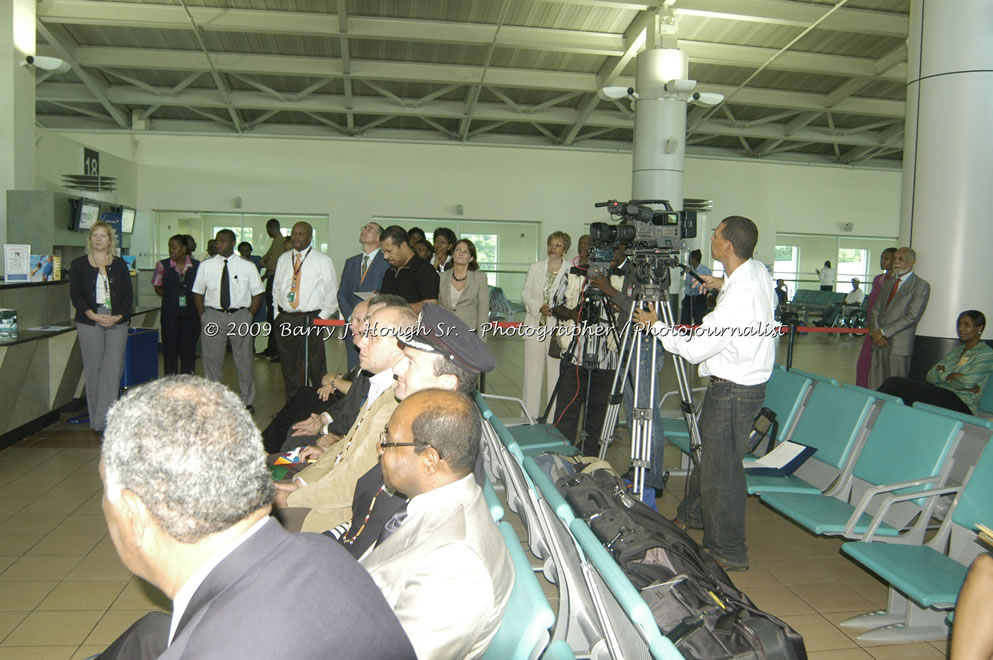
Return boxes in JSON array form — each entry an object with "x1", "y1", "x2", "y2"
[{"x1": 246, "y1": 405, "x2": 256, "y2": 415}]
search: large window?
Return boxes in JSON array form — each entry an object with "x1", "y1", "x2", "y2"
[
  {"x1": 461, "y1": 233, "x2": 498, "y2": 286},
  {"x1": 773, "y1": 244, "x2": 800, "y2": 298},
  {"x1": 154, "y1": 212, "x2": 326, "y2": 266},
  {"x1": 837, "y1": 248, "x2": 869, "y2": 292},
  {"x1": 377, "y1": 218, "x2": 540, "y2": 299}
]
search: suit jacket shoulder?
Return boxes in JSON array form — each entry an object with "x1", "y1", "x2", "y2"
[
  {"x1": 160, "y1": 519, "x2": 415, "y2": 659},
  {"x1": 289, "y1": 384, "x2": 399, "y2": 532},
  {"x1": 360, "y1": 477, "x2": 514, "y2": 660}
]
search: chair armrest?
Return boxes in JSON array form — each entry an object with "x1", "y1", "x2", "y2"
[
  {"x1": 843, "y1": 476, "x2": 944, "y2": 538},
  {"x1": 480, "y1": 393, "x2": 536, "y2": 425},
  {"x1": 659, "y1": 387, "x2": 707, "y2": 413},
  {"x1": 860, "y1": 485, "x2": 963, "y2": 542}
]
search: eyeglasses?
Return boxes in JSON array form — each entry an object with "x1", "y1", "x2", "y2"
[{"x1": 378, "y1": 431, "x2": 430, "y2": 451}]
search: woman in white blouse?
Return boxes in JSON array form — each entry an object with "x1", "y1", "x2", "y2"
[
  {"x1": 520, "y1": 231, "x2": 570, "y2": 419},
  {"x1": 439, "y1": 239, "x2": 490, "y2": 340}
]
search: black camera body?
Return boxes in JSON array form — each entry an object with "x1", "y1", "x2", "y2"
[{"x1": 590, "y1": 199, "x2": 697, "y2": 251}]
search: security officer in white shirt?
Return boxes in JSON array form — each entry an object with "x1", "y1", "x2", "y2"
[
  {"x1": 192, "y1": 229, "x2": 265, "y2": 412},
  {"x1": 634, "y1": 215, "x2": 776, "y2": 571},
  {"x1": 273, "y1": 222, "x2": 339, "y2": 402}
]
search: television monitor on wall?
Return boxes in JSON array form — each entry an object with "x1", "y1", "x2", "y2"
[
  {"x1": 119, "y1": 207, "x2": 136, "y2": 234},
  {"x1": 71, "y1": 198, "x2": 101, "y2": 231}
]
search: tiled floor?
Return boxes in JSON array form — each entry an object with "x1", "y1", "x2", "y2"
[{"x1": 0, "y1": 330, "x2": 950, "y2": 658}]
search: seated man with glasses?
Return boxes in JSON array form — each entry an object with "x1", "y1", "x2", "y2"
[{"x1": 359, "y1": 389, "x2": 513, "y2": 660}]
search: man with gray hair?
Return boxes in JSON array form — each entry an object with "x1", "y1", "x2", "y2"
[
  {"x1": 868, "y1": 247, "x2": 930, "y2": 388},
  {"x1": 96, "y1": 376, "x2": 414, "y2": 659}
]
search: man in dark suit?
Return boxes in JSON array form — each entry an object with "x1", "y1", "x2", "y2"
[
  {"x1": 338, "y1": 222, "x2": 390, "y2": 370},
  {"x1": 95, "y1": 376, "x2": 414, "y2": 660},
  {"x1": 868, "y1": 247, "x2": 931, "y2": 389}
]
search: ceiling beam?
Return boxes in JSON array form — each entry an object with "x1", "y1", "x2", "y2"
[
  {"x1": 37, "y1": 0, "x2": 625, "y2": 56},
  {"x1": 62, "y1": 47, "x2": 905, "y2": 119},
  {"x1": 37, "y1": 82, "x2": 898, "y2": 150},
  {"x1": 34, "y1": 22, "x2": 128, "y2": 128},
  {"x1": 672, "y1": 0, "x2": 908, "y2": 38},
  {"x1": 562, "y1": 9, "x2": 653, "y2": 146}
]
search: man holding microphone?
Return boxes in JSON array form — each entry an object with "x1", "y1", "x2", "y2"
[{"x1": 634, "y1": 215, "x2": 776, "y2": 571}]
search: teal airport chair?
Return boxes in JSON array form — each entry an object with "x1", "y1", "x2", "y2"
[
  {"x1": 480, "y1": 392, "x2": 580, "y2": 456},
  {"x1": 746, "y1": 382, "x2": 875, "y2": 496},
  {"x1": 667, "y1": 368, "x2": 812, "y2": 462},
  {"x1": 483, "y1": 521, "x2": 555, "y2": 660},
  {"x1": 522, "y1": 457, "x2": 685, "y2": 660},
  {"x1": 839, "y1": 438, "x2": 993, "y2": 642},
  {"x1": 760, "y1": 402, "x2": 962, "y2": 543}
]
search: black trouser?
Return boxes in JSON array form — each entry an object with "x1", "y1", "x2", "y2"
[
  {"x1": 161, "y1": 314, "x2": 200, "y2": 375},
  {"x1": 262, "y1": 385, "x2": 324, "y2": 453},
  {"x1": 263, "y1": 275, "x2": 278, "y2": 355},
  {"x1": 878, "y1": 377, "x2": 972, "y2": 415},
  {"x1": 554, "y1": 365, "x2": 614, "y2": 456},
  {"x1": 680, "y1": 295, "x2": 707, "y2": 325},
  {"x1": 275, "y1": 311, "x2": 327, "y2": 402}
]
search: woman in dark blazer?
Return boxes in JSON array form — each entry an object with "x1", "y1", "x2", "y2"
[
  {"x1": 69, "y1": 221, "x2": 133, "y2": 433},
  {"x1": 152, "y1": 234, "x2": 200, "y2": 375}
]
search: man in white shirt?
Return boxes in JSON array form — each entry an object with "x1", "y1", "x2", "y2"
[
  {"x1": 634, "y1": 216, "x2": 776, "y2": 571},
  {"x1": 192, "y1": 229, "x2": 264, "y2": 413},
  {"x1": 94, "y1": 376, "x2": 415, "y2": 660},
  {"x1": 818, "y1": 278, "x2": 865, "y2": 327},
  {"x1": 273, "y1": 222, "x2": 339, "y2": 401}
]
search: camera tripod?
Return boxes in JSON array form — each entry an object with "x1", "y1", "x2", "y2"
[
  {"x1": 541, "y1": 273, "x2": 621, "y2": 455},
  {"x1": 596, "y1": 267, "x2": 704, "y2": 496}
]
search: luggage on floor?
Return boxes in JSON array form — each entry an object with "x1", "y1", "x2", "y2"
[{"x1": 557, "y1": 469, "x2": 806, "y2": 660}]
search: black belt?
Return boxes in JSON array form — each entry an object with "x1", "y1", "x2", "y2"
[
  {"x1": 281, "y1": 310, "x2": 319, "y2": 316},
  {"x1": 710, "y1": 376, "x2": 731, "y2": 384},
  {"x1": 210, "y1": 307, "x2": 244, "y2": 314}
]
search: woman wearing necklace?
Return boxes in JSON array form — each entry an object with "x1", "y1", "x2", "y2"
[
  {"x1": 431, "y1": 227, "x2": 456, "y2": 273},
  {"x1": 152, "y1": 234, "x2": 200, "y2": 375},
  {"x1": 439, "y1": 240, "x2": 491, "y2": 389},
  {"x1": 69, "y1": 221, "x2": 134, "y2": 433},
  {"x1": 878, "y1": 309, "x2": 993, "y2": 414},
  {"x1": 521, "y1": 231, "x2": 570, "y2": 420}
]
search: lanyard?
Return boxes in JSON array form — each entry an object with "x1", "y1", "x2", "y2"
[{"x1": 292, "y1": 248, "x2": 312, "y2": 281}]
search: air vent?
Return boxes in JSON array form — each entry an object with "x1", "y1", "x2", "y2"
[{"x1": 61, "y1": 174, "x2": 117, "y2": 192}]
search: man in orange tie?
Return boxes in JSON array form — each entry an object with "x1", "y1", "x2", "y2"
[
  {"x1": 273, "y1": 222, "x2": 339, "y2": 401},
  {"x1": 337, "y1": 222, "x2": 390, "y2": 370},
  {"x1": 868, "y1": 247, "x2": 930, "y2": 389}
]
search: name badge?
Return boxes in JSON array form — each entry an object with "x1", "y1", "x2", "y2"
[
  {"x1": 178, "y1": 295, "x2": 187, "y2": 308},
  {"x1": 288, "y1": 291, "x2": 296, "y2": 303}
]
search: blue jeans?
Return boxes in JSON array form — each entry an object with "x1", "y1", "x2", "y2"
[
  {"x1": 677, "y1": 379, "x2": 766, "y2": 565},
  {"x1": 622, "y1": 336, "x2": 666, "y2": 489}
]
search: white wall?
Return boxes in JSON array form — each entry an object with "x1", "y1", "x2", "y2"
[
  {"x1": 34, "y1": 129, "x2": 138, "y2": 207},
  {"x1": 52, "y1": 132, "x2": 902, "y2": 278}
]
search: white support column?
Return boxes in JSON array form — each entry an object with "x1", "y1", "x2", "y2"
[
  {"x1": 0, "y1": 0, "x2": 37, "y2": 246},
  {"x1": 900, "y1": 0, "x2": 993, "y2": 375},
  {"x1": 631, "y1": 47, "x2": 688, "y2": 210}
]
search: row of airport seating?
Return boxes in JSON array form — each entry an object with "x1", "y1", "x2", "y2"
[
  {"x1": 474, "y1": 393, "x2": 685, "y2": 660},
  {"x1": 789, "y1": 289, "x2": 848, "y2": 314},
  {"x1": 663, "y1": 365, "x2": 993, "y2": 642}
]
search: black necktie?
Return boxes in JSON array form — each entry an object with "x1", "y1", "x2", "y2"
[{"x1": 220, "y1": 259, "x2": 231, "y2": 310}]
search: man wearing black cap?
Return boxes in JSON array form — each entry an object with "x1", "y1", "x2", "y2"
[{"x1": 323, "y1": 303, "x2": 495, "y2": 560}]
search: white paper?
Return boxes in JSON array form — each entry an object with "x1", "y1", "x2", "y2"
[
  {"x1": 355, "y1": 291, "x2": 376, "y2": 300},
  {"x1": 749, "y1": 441, "x2": 810, "y2": 469}
]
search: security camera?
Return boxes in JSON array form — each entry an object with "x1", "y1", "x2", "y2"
[
  {"x1": 598, "y1": 86, "x2": 636, "y2": 101},
  {"x1": 664, "y1": 79, "x2": 697, "y2": 94},
  {"x1": 688, "y1": 92, "x2": 725, "y2": 107},
  {"x1": 24, "y1": 55, "x2": 71, "y2": 74}
]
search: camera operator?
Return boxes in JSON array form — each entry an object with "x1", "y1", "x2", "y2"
[
  {"x1": 633, "y1": 216, "x2": 776, "y2": 572},
  {"x1": 589, "y1": 244, "x2": 668, "y2": 490},
  {"x1": 550, "y1": 249, "x2": 624, "y2": 455}
]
